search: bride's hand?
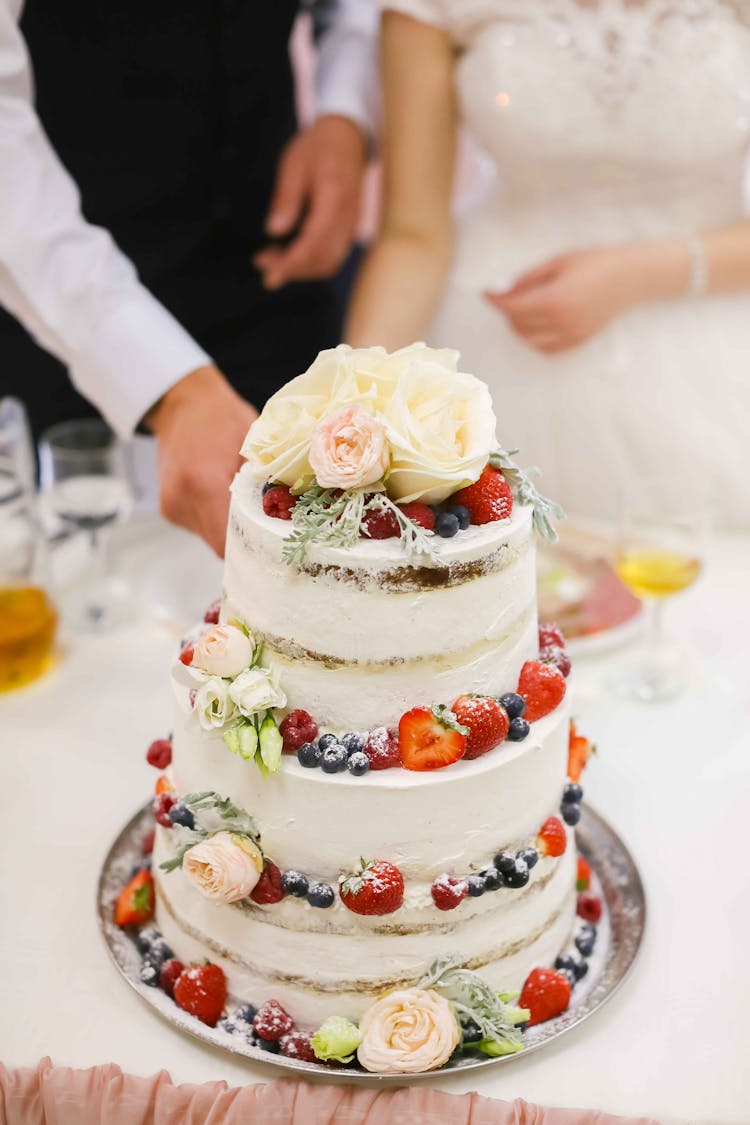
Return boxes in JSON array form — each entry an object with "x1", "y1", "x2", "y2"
[{"x1": 484, "y1": 246, "x2": 648, "y2": 353}]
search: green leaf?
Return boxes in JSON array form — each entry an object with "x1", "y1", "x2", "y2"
[
  {"x1": 258, "y1": 713, "x2": 283, "y2": 773},
  {"x1": 418, "y1": 955, "x2": 526, "y2": 1054},
  {"x1": 310, "y1": 1016, "x2": 363, "y2": 1063},
  {"x1": 432, "y1": 703, "x2": 470, "y2": 736}
]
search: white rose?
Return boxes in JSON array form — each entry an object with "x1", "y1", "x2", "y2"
[
  {"x1": 309, "y1": 405, "x2": 389, "y2": 489},
  {"x1": 229, "y1": 668, "x2": 287, "y2": 718},
  {"x1": 384, "y1": 358, "x2": 496, "y2": 503},
  {"x1": 194, "y1": 676, "x2": 238, "y2": 730},
  {"x1": 183, "y1": 831, "x2": 263, "y2": 903},
  {"x1": 357, "y1": 988, "x2": 460, "y2": 1074},
  {"x1": 191, "y1": 624, "x2": 254, "y2": 678}
]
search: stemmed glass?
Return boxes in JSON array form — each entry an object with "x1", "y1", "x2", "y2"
[
  {"x1": 39, "y1": 419, "x2": 135, "y2": 632},
  {"x1": 613, "y1": 473, "x2": 707, "y2": 702}
]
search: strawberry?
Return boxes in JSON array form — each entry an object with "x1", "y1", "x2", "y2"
[
  {"x1": 576, "y1": 856, "x2": 591, "y2": 892},
  {"x1": 364, "y1": 727, "x2": 401, "y2": 770},
  {"x1": 146, "y1": 738, "x2": 172, "y2": 769},
  {"x1": 539, "y1": 644, "x2": 571, "y2": 679},
  {"x1": 452, "y1": 465, "x2": 513, "y2": 525},
  {"x1": 279, "y1": 709, "x2": 318, "y2": 754},
  {"x1": 250, "y1": 860, "x2": 285, "y2": 905},
  {"x1": 203, "y1": 599, "x2": 221, "y2": 624},
  {"x1": 179, "y1": 642, "x2": 194, "y2": 666},
  {"x1": 536, "y1": 816, "x2": 567, "y2": 858},
  {"x1": 173, "y1": 963, "x2": 227, "y2": 1027},
  {"x1": 154, "y1": 775, "x2": 173, "y2": 797},
  {"x1": 398, "y1": 705, "x2": 467, "y2": 771},
  {"x1": 253, "y1": 999, "x2": 295, "y2": 1040},
  {"x1": 519, "y1": 967, "x2": 572, "y2": 1026},
  {"x1": 340, "y1": 859, "x2": 405, "y2": 916},
  {"x1": 141, "y1": 827, "x2": 155, "y2": 856},
  {"x1": 115, "y1": 869, "x2": 155, "y2": 927},
  {"x1": 577, "y1": 892, "x2": 602, "y2": 923},
  {"x1": 568, "y1": 727, "x2": 594, "y2": 783},
  {"x1": 517, "y1": 660, "x2": 566, "y2": 722},
  {"x1": 431, "y1": 874, "x2": 468, "y2": 911},
  {"x1": 159, "y1": 958, "x2": 185, "y2": 998},
  {"x1": 153, "y1": 791, "x2": 176, "y2": 826},
  {"x1": 361, "y1": 506, "x2": 400, "y2": 539},
  {"x1": 262, "y1": 485, "x2": 296, "y2": 521},
  {"x1": 451, "y1": 694, "x2": 510, "y2": 759},
  {"x1": 398, "y1": 502, "x2": 436, "y2": 531},
  {"x1": 280, "y1": 1030, "x2": 317, "y2": 1062},
  {"x1": 539, "y1": 622, "x2": 566, "y2": 649}
]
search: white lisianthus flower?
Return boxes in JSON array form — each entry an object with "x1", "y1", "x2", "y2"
[
  {"x1": 191, "y1": 624, "x2": 254, "y2": 678},
  {"x1": 357, "y1": 988, "x2": 460, "y2": 1074},
  {"x1": 229, "y1": 668, "x2": 287, "y2": 718},
  {"x1": 194, "y1": 676, "x2": 238, "y2": 730},
  {"x1": 183, "y1": 831, "x2": 263, "y2": 903}
]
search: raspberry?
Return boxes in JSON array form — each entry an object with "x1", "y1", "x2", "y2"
[
  {"x1": 179, "y1": 643, "x2": 194, "y2": 666},
  {"x1": 141, "y1": 827, "x2": 155, "y2": 856},
  {"x1": 153, "y1": 792, "x2": 177, "y2": 827},
  {"x1": 146, "y1": 738, "x2": 172, "y2": 769},
  {"x1": 540, "y1": 644, "x2": 572, "y2": 678},
  {"x1": 397, "y1": 502, "x2": 436, "y2": 531},
  {"x1": 577, "y1": 892, "x2": 602, "y2": 923},
  {"x1": 364, "y1": 727, "x2": 401, "y2": 770},
  {"x1": 262, "y1": 485, "x2": 296, "y2": 520},
  {"x1": 159, "y1": 958, "x2": 185, "y2": 998},
  {"x1": 250, "y1": 861, "x2": 285, "y2": 905},
  {"x1": 279, "y1": 709, "x2": 318, "y2": 754},
  {"x1": 203, "y1": 600, "x2": 221, "y2": 624},
  {"x1": 361, "y1": 507, "x2": 400, "y2": 539},
  {"x1": 539, "y1": 622, "x2": 566, "y2": 649},
  {"x1": 280, "y1": 1031, "x2": 317, "y2": 1062},
  {"x1": 253, "y1": 999, "x2": 295, "y2": 1041},
  {"x1": 431, "y1": 874, "x2": 468, "y2": 911}
]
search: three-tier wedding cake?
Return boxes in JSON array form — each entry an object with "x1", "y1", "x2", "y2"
[{"x1": 117, "y1": 344, "x2": 598, "y2": 1073}]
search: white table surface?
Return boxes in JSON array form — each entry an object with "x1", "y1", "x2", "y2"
[{"x1": 1, "y1": 516, "x2": 748, "y2": 1125}]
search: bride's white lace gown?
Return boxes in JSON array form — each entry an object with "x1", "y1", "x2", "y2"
[{"x1": 383, "y1": 0, "x2": 750, "y2": 523}]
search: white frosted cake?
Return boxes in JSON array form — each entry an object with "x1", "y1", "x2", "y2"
[{"x1": 118, "y1": 345, "x2": 599, "y2": 1073}]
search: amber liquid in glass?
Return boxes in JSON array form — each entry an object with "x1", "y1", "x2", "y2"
[
  {"x1": 0, "y1": 586, "x2": 57, "y2": 691},
  {"x1": 615, "y1": 549, "x2": 702, "y2": 600}
]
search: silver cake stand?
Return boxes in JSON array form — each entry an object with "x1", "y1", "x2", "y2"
[{"x1": 97, "y1": 801, "x2": 645, "y2": 1081}]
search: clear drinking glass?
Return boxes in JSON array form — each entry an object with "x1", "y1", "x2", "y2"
[
  {"x1": 39, "y1": 418, "x2": 135, "y2": 632},
  {"x1": 613, "y1": 473, "x2": 707, "y2": 702}
]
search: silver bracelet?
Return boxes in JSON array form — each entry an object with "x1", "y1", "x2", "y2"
[{"x1": 686, "y1": 235, "x2": 708, "y2": 298}]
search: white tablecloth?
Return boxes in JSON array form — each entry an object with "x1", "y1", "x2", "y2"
[{"x1": 1, "y1": 517, "x2": 748, "y2": 1124}]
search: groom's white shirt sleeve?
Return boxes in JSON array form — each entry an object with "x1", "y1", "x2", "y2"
[
  {"x1": 0, "y1": 0, "x2": 378, "y2": 439},
  {"x1": 312, "y1": 0, "x2": 380, "y2": 140}
]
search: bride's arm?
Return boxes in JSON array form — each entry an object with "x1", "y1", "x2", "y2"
[{"x1": 346, "y1": 11, "x2": 456, "y2": 348}]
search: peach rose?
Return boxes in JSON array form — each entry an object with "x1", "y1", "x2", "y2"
[
  {"x1": 191, "y1": 624, "x2": 254, "y2": 678},
  {"x1": 182, "y1": 832, "x2": 263, "y2": 903},
  {"x1": 357, "y1": 988, "x2": 460, "y2": 1074},
  {"x1": 308, "y1": 405, "x2": 389, "y2": 490}
]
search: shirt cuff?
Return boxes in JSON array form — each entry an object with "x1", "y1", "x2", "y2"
[{"x1": 315, "y1": 33, "x2": 380, "y2": 146}]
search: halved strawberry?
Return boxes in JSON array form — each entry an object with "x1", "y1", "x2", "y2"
[
  {"x1": 452, "y1": 465, "x2": 513, "y2": 525},
  {"x1": 398, "y1": 705, "x2": 467, "y2": 771},
  {"x1": 451, "y1": 694, "x2": 510, "y2": 759},
  {"x1": 568, "y1": 724, "x2": 595, "y2": 782},
  {"x1": 519, "y1": 967, "x2": 571, "y2": 1026},
  {"x1": 536, "y1": 816, "x2": 567, "y2": 858},
  {"x1": 576, "y1": 856, "x2": 591, "y2": 892},
  {"x1": 517, "y1": 660, "x2": 566, "y2": 722},
  {"x1": 173, "y1": 963, "x2": 227, "y2": 1027},
  {"x1": 115, "y1": 869, "x2": 155, "y2": 927},
  {"x1": 340, "y1": 859, "x2": 404, "y2": 916},
  {"x1": 179, "y1": 642, "x2": 194, "y2": 666}
]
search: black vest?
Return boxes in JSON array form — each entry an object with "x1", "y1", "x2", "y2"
[{"x1": 2, "y1": 1, "x2": 341, "y2": 434}]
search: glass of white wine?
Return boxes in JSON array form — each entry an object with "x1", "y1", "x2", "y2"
[
  {"x1": 614, "y1": 474, "x2": 706, "y2": 702},
  {"x1": 39, "y1": 418, "x2": 135, "y2": 632}
]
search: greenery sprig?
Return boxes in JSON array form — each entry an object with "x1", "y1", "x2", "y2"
[
  {"x1": 158, "y1": 791, "x2": 260, "y2": 872},
  {"x1": 489, "y1": 448, "x2": 564, "y2": 542},
  {"x1": 418, "y1": 955, "x2": 529, "y2": 1056}
]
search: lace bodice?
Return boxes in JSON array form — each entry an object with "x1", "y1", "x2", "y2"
[{"x1": 384, "y1": 0, "x2": 750, "y2": 233}]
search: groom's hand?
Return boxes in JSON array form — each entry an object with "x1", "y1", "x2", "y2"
[
  {"x1": 146, "y1": 366, "x2": 258, "y2": 557},
  {"x1": 254, "y1": 115, "x2": 367, "y2": 290}
]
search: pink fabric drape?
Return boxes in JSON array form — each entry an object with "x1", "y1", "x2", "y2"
[{"x1": 0, "y1": 1059, "x2": 661, "y2": 1125}]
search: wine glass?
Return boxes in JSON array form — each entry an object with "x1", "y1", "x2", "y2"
[
  {"x1": 613, "y1": 473, "x2": 707, "y2": 702},
  {"x1": 39, "y1": 418, "x2": 135, "y2": 632}
]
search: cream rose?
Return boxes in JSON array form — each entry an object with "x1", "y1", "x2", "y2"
[
  {"x1": 357, "y1": 988, "x2": 460, "y2": 1074},
  {"x1": 191, "y1": 624, "x2": 254, "y2": 678},
  {"x1": 182, "y1": 831, "x2": 263, "y2": 903},
  {"x1": 309, "y1": 405, "x2": 389, "y2": 489},
  {"x1": 384, "y1": 360, "x2": 496, "y2": 504},
  {"x1": 194, "y1": 676, "x2": 238, "y2": 730},
  {"x1": 228, "y1": 668, "x2": 287, "y2": 718}
]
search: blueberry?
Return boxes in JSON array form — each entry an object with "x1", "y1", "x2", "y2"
[
  {"x1": 572, "y1": 957, "x2": 589, "y2": 980},
  {"x1": 436, "y1": 511, "x2": 460, "y2": 538},
  {"x1": 558, "y1": 968, "x2": 576, "y2": 988},
  {"x1": 281, "y1": 870, "x2": 309, "y2": 898},
  {"x1": 564, "y1": 783, "x2": 583, "y2": 803},
  {"x1": 218, "y1": 1018, "x2": 238, "y2": 1035},
  {"x1": 136, "y1": 927, "x2": 161, "y2": 955},
  {"x1": 130, "y1": 861, "x2": 151, "y2": 878},
  {"x1": 466, "y1": 874, "x2": 486, "y2": 898},
  {"x1": 447, "y1": 503, "x2": 471, "y2": 530},
  {"x1": 494, "y1": 851, "x2": 516, "y2": 875},
  {"x1": 499, "y1": 692, "x2": 526, "y2": 720},
  {"x1": 235, "y1": 1003, "x2": 258, "y2": 1025},
  {"x1": 461, "y1": 1018, "x2": 483, "y2": 1044},
  {"x1": 256, "y1": 1036, "x2": 280, "y2": 1053},
  {"x1": 555, "y1": 954, "x2": 578, "y2": 975},
  {"x1": 347, "y1": 751, "x2": 370, "y2": 776},
  {"x1": 561, "y1": 802, "x2": 582, "y2": 827},
  {"x1": 575, "y1": 931, "x2": 596, "y2": 957},
  {"x1": 139, "y1": 960, "x2": 161, "y2": 987},
  {"x1": 516, "y1": 846, "x2": 538, "y2": 869},
  {"x1": 480, "y1": 866, "x2": 503, "y2": 891},
  {"x1": 318, "y1": 732, "x2": 338, "y2": 751},
  {"x1": 144, "y1": 937, "x2": 174, "y2": 970},
  {"x1": 262, "y1": 481, "x2": 275, "y2": 495},
  {"x1": 321, "y1": 744, "x2": 348, "y2": 773},
  {"x1": 307, "y1": 881, "x2": 335, "y2": 908},
  {"x1": 341, "y1": 731, "x2": 365, "y2": 756},
  {"x1": 169, "y1": 803, "x2": 195, "y2": 829},
  {"x1": 504, "y1": 858, "x2": 530, "y2": 888},
  {"x1": 508, "y1": 717, "x2": 531, "y2": 742},
  {"x1": 297, "y1": 741, "x2": 321, "y2": 768}
]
